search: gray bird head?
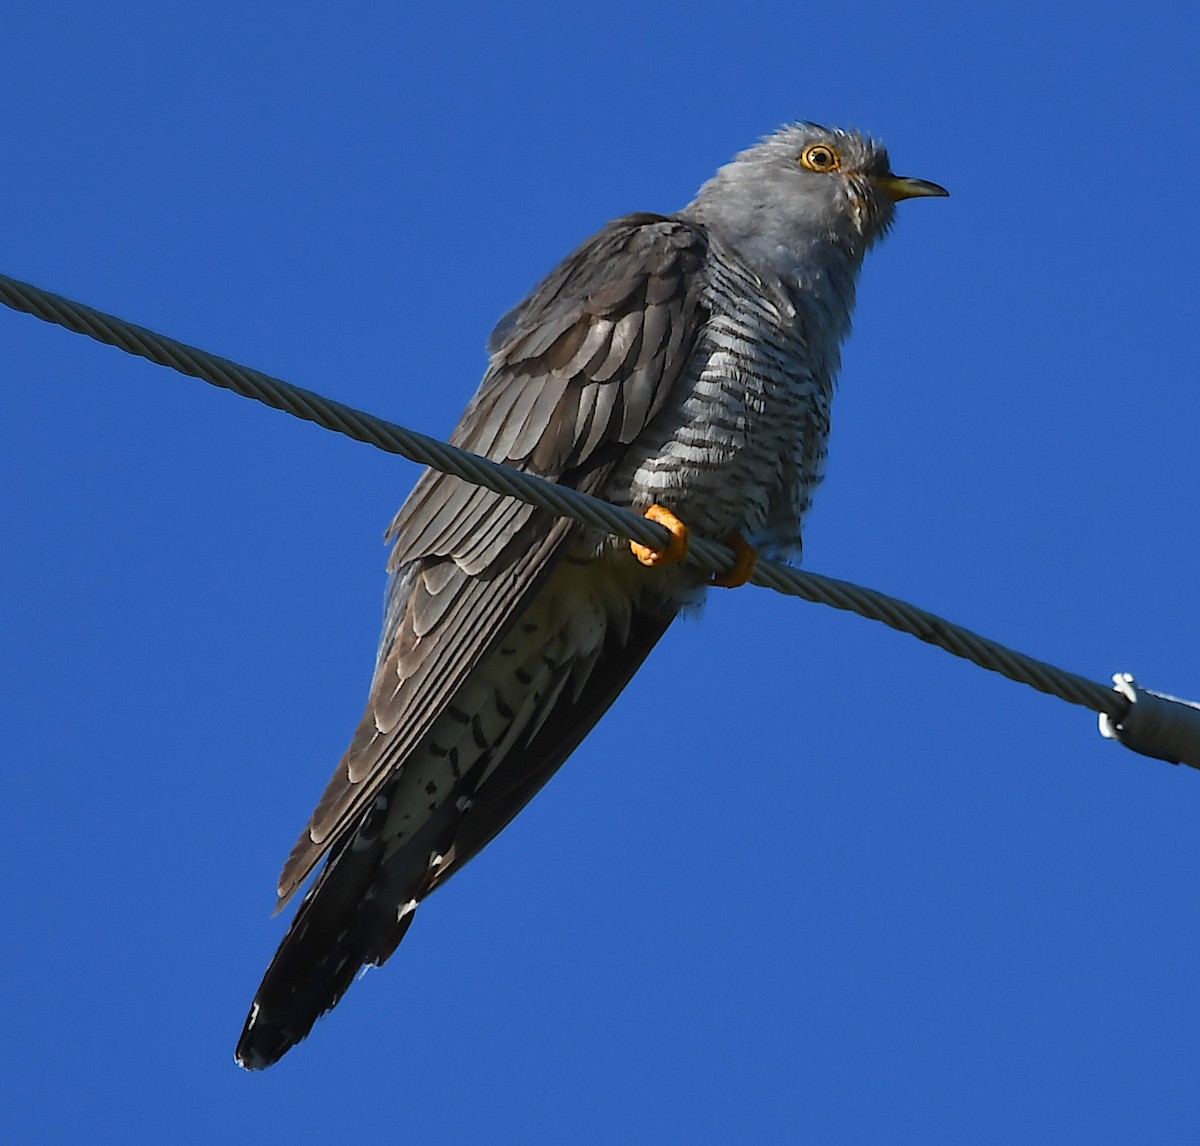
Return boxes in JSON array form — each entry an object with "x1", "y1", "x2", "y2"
[{"x1": 685, "y1": 122, "x2": 947, "y2": 272}]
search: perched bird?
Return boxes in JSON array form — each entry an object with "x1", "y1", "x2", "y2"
[{"x1": 235, "y1": 122, "x2": 946, "y2": 1069}]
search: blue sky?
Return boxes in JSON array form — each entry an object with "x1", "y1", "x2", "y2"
[{"x1": 3, "y1": 3, "x2": 1198, "y2": 1142}]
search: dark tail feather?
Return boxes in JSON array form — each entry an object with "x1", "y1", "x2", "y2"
[
  {"x1": 234, "y1": 835, "x2": 414, "y2": 1071},
  {"x1": 235, "y1": 783, "x2": 470, "y2": 1070},
  {"x1": 236, "y1": 604, "x2": 677, "y2": 1069}
]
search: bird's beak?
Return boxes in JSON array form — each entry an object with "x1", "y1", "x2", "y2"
[{"x1": 875, "y1": 174, "x2": 949, "y2": 202}]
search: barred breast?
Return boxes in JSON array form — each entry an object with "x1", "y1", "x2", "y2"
[{"x1": 607, "y1": 235, "x2": 850, "y2": 563}]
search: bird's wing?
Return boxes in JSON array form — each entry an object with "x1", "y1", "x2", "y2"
[
  {"x1": 274, "y1": 213, "x2": 709, "y2": 905},
  {"x1": 425, "y1": 602, "x2": 674, "y2": 895}
]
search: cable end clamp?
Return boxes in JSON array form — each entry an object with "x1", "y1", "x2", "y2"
[{"x1": 1099, "y1": 672, "x2": 1200, "y2": 769}]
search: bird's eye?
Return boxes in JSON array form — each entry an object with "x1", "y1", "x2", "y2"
[{"x1": 799, "y1": 144, "x2": 840, "y2": 173}]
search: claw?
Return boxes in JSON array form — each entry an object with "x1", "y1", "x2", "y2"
[
  {"x1": 630, "y1": 504, "x2": 690, "y2": 568},
  {"x1": 711, "y1": 532, "x2": 757, "y2": 589}
]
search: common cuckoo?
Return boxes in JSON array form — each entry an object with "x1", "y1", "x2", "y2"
[{"x1": 235, "y1": 122, "x2": 946, "y2": 1069}]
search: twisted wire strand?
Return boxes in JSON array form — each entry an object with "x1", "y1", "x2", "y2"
[{"x1": 0, "y1": 270, "x2": 1126, "y2": 723}]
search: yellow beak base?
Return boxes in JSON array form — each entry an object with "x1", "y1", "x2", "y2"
[{"x1": 876, "y1": 174, "x2": 949, "y2": 201}]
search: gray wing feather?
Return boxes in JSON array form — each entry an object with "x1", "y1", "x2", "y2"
[
  {"x1": 275, "y1": 213, "x2": 709, "y2": 904},
  {"x1": 578, "y1": 377, "x2": 622, "y2": 460},
  {"x1": 592, "y1": 310, "x2": 643, "y2": 383}
]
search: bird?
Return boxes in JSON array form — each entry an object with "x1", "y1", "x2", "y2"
[{"x1": 234, "y1": 122, "x2": 947, "y2": 1069}]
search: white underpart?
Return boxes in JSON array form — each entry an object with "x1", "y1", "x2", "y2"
[
  {"x1": 375, "y1": 555, "x2": 636, "y2": 858},
  {"x1": 610, "y1": 239, "x2": 837, "y2": 560}
]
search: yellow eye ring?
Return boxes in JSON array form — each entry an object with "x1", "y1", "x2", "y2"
[{"x1": 799, "y1": 143, "x2": 840, "y2": 173}]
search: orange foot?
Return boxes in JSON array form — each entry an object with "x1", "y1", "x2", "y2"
[
  {"x1": 630, "y1": 504, "x2": 690, "y2": 568},
  {"x1": 711, "y1": 532, "x2": 758, "y2": 589}
]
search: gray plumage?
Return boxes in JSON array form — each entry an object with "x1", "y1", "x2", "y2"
[{"x1": 235, "y1": 123, "x2": 946, "y2": 1069}]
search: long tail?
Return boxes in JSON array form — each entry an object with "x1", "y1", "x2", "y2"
[
  {"x1": 234, "y1": 840, "x2": 399, "y2": 1068},
  {"x1": 234, "y1": 797, "x2": 459, "y2": 1070},
  {"x1": 235, "y1": 601, "x2": 675, "y2": 1069}
]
